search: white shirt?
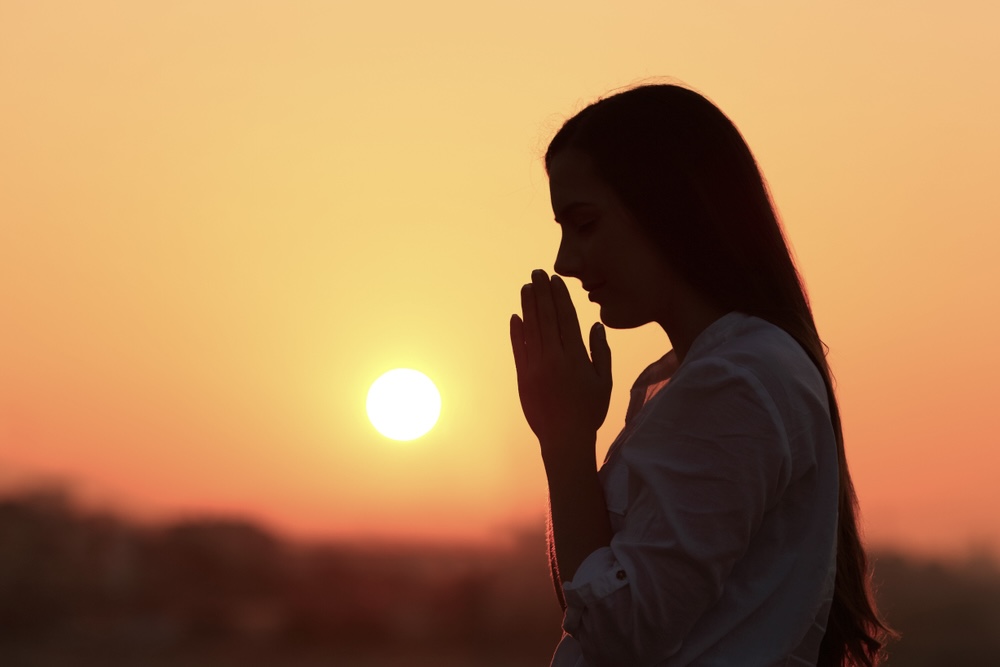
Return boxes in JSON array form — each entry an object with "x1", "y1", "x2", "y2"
[{"x1": 551, "y1": 311, "x2": 838, "y2": 667}]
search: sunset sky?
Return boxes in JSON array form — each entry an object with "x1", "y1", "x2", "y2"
[{"x1": 2, "y1": 2, "x2": 998, "y2": 557}]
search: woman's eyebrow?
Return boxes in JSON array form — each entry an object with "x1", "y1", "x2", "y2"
[{"x1": 554, "y1": 202, "x2": 595, "y2": 224}]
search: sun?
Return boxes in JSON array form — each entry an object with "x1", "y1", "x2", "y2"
[{"x1": 366, "y1": 368, "x2": 441, "y2": 441}]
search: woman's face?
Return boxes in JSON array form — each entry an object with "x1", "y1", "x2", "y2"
[{"x1": 548, "y1": 149, "x2": 679, "y2": 329}]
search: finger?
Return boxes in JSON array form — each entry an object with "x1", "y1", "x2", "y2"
[
  {"x1": 509, "y1": 314, "x2": 525, "y2": 370},
  {"x1": 520, "y1": 283, "x2": 541, "y2": 361},
  {"x1": 550, "y1": 275, "x2": 586, "y2": 356},
  {"x1": 530, "y1": 269, "x2": 560, "y2": 350},
  {"x1": 589, "y1": 322, "x2": 613, "y2": 384}
]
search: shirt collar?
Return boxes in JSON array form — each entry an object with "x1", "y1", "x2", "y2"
[{"x1": 624, "y1": 311, "x2": 747, "y2": 425}]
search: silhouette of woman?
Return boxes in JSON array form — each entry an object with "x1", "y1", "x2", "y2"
[{"x1": 510, "y1": 84, "x2": 891, "y2": 666}]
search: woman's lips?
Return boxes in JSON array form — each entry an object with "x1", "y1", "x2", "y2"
[{"x1": 584, "y1": 283, "x2": 605, "y2": 301}]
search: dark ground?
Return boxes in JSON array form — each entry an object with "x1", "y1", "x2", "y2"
[{"x1": 1, "y1": 488, "x2": 997, "y2": 666}]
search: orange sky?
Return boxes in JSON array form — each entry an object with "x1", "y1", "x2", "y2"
[{"x1": 2, "y1": 2, "x2": 998, "y2": 557}]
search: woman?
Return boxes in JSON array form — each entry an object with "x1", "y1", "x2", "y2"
[{"x1": 509, "y1": 84, "x2": 891, "y2": 666}]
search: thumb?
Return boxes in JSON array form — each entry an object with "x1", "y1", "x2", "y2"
[{"x1": 589, "y1": 322, "x2": 612, "y2": 384}]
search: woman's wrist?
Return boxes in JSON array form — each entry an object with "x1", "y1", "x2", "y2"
[
  {"x1": 539, "y1": 430, "x2": 599, "y2": 476},
  {"x1": 547, "y1": 486, "x2": 612, "y2": 583}
]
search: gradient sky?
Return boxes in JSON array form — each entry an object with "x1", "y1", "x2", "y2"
[{"x1": 2, "y1": 1, "x2": 998, "y2": 556}]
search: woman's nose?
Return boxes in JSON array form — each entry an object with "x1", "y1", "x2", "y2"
[{"x1": 553, "y1": 235, "x2": 581, "y2": 279}]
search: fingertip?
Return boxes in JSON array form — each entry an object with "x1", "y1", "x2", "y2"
[
  {"x1": 591, "y1": 322, "x2": 611, "y2": 356},
  {"x1": 510, "y1": 315, "x2": 523, "y2": 349}
]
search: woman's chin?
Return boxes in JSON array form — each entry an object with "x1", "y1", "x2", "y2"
[{"x1": 598, "y1": 306, "x2": 648, "y2": 330}]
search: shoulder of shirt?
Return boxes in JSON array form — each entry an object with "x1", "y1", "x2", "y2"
[{"x1": 674, "y1": 311, "x2": 824, "y2": 395}]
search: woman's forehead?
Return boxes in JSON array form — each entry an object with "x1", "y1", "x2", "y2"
[{"x1": 548, "y1": 150, "x2": 611, "y2": 216}]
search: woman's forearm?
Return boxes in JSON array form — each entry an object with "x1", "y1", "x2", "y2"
[{"x1": 543, "y1": 434, "x2": 614, "y2": 584}]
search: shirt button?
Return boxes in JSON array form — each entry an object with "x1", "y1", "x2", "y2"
[{"x1": 616, "y1": 570, "x2": 627, "y2": 580}]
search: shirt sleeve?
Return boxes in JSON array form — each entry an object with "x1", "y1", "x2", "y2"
[{"x1": 561, "y1": 357, "x2": 792, "y2": 666}]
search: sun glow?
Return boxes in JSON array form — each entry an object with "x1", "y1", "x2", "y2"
[{"x1": 366, "y1": 369, "x2": 442, "y2": 441}]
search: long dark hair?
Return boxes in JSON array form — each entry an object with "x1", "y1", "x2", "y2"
[{"x1": 545, "y1": 84, "x2": 892, "y2": 666}]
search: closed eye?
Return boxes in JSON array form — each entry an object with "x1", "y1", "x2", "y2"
[{"x1": 554, "y1": 202, "x2": 599, "y2": 228}]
